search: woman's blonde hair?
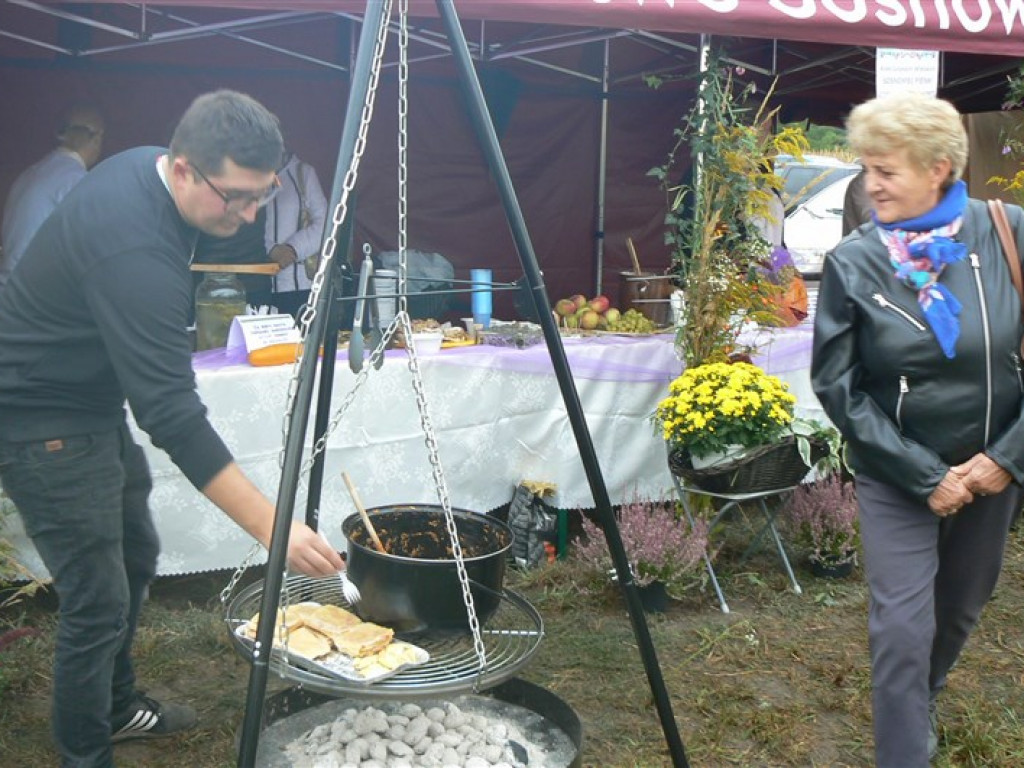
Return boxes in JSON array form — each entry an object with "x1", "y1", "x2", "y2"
[{"x1": 846, "y1": 94, "x2": 967, "y2": 186}]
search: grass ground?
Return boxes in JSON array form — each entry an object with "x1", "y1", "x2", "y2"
[{"x1": 2, "y1": 519, "x2": 1024, "y2": 767}]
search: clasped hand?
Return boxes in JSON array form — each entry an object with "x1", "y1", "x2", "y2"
[
  {"x1": 268, "y1": 243, "x2": 298, "y2": 268},
  {"x1": 927, "y1": 453, "x2": 1011, "y2": 517}
]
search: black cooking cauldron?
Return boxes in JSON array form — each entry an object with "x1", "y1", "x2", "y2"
[{"x1": 342, "y1": 504, "x2": 514, "y2": 634}]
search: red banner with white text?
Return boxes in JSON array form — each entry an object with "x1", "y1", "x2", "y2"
[{"x1": 88, "y1": 0, "x2": 1024, "y2": 56}]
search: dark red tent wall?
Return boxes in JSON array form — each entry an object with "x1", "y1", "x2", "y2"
[
  {"x1": 0, "y1": 9, "x2": 690, "y2": 314},
  {"x1": 1, "y1": 2, "x2": 1021, "y2": 315}
]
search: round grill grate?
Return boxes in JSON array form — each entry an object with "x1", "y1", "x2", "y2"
[{"x1": 225, "y1": 574, "x2": 544, "y2": 699}]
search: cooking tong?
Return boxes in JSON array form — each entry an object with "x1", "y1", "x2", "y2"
[{"x1": 348, "y1": 244, "x2": 385, "y2": 373}]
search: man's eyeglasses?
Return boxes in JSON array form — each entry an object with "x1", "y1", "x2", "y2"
[{"x1": 191, "y1": 163, "x2": 280, "y2": 213}]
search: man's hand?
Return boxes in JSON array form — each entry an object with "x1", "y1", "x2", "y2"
[
  {"x1": 202, "y1": 462, "x2": 344, "y2": 578},
  {"x1": 950, "y1": 453, "x2": 1012, "y2": 498},
  {"x1": 286, "y1": 521, "x2": 345, "y2": 578},
  {"x1": 927, "y1": 467, "x2": 974, "y2": 517},
  {"x1": 268, "y1": 244, "x2": 298, "y2": 268}
]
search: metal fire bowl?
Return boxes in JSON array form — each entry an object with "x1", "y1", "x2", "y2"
[
  {"x1": 251, "y1": 678, "x2": 583, "y2": 768},
  {"x1": 225, "y1": 573, "x2": 544, "y2": 700}
]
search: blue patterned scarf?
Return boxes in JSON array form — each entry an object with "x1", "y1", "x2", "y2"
[{"x1": 876, "y1": 180, "x2": 969, "y2": 358}]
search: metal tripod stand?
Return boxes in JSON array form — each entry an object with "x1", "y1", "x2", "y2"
[{"x1": 236, "y1": 3, "x2": 690, "y2": 766}]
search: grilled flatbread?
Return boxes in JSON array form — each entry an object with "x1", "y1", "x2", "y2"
[
  {"x1": 282, "y1": 602, "x2": 323, "y2": 625},
  {"x1": 379, "y1": 641, "x2": 422, "y2": 668},
  {"x1": 240, "y1": 608, "x2": 305, "y2": 641},
  {"x1": 282, "y1": 626, "x2": 333, "y2": 660},
  {"x1": 352, "y1": 641, "x2": 422, "y2": 675},
  {"x1": 333, "y1": 622, "x2": 395, "y2": 658},
  {"x1": 351, "y1": 660, "x2": 391, "y2": 678},
  {"x1": 303, "y1": 604, "x2": 361, "y2": 640}
]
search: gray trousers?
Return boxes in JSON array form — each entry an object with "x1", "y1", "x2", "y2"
[{"x1": 856, "y1": 474, "x2": 1019, "y2": 768}]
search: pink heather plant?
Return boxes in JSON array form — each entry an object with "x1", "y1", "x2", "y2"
[
  {"x1": 573, "y1": 497, "x2": 709, "y2": 592},
  {"x1": 786, "y1": 473, "x2": 859, "y2": 565}
]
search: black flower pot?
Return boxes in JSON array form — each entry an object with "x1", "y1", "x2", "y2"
[
  {"x1": 809, "y1": 553, "x2": 855, "y2": 579},
  {"x1": 636, "y1": 580, "x2": 669, "y2": 613}
]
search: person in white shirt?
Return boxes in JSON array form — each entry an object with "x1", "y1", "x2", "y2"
[
  {"x1": 265, "y1": 151, "x2": 328, "y2": 317},
  {"x1": 1, "y1": 105, "x2": 105, "y2": 289}
]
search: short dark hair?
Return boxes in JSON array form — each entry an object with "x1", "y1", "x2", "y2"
[
  {"x1": 56, "y1": 104, "x2": 104, "y2": 150},
  {"x1": 169, "y1": 90, "x2": 283, "y2": 175}
]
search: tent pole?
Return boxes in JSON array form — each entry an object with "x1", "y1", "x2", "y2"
[
  {"x1": 435, "y1": 1, "x2": 690, "y2": 766},
  {"x1": 595, "y1": 38, "x2": 610, "y2": 296},
  {"x1": 694, "y1": 33, "x2": 711, "y2": 247},
  {"x1": 234, "y1": 5, "x2": 392, "y2": 766}
]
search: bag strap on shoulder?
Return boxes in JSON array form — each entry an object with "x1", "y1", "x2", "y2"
[{"x1": 988, "y1": 198, "x2": 1024, "y2": 356}]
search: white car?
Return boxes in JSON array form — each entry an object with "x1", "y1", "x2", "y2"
[{"x1": 785, "y1": 173, "x2": 857, "y2": 277}]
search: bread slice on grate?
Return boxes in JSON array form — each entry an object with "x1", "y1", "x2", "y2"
[
  {"x1": 303, "y1": 604, "x2": 362, "y2": 641},
  {"x1": 281, "y1": 626, "x2": 333, "y2": 659},
  {"x1": 332, "y1": 622, "x2": 395, "y2": 658}
]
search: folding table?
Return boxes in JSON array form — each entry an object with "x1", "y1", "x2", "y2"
[{"x1": 672, "y1": 478, "x2": 803, "y2": 614}]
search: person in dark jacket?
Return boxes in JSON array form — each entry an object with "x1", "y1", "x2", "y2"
[
  {"x1": 0, "y1": 90, "x2": 344, "y2": 767},
  {"x1": 841, "y1": 168, "x2": 872, "y2": 236},
  {"x1": 812, "y1": 93, "x2": 1024, "y2": 767}
]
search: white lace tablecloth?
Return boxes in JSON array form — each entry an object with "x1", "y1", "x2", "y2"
[{"x1": 4, "y1": 325, "x2": 818, "y2": 577}]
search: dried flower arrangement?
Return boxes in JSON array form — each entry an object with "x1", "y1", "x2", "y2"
[
  {"x1": 648, "y1": 47, "x2": 809, "y2": 366},
  {"x1": 989, "y1": 63, "x2": 1024, "y2": 208},
  {"x1": 572, "y1": 497, "x2": 709, "y2": 595},
  {"x1": 785, "y1": 473, "x2": 859, "y2": 567}
]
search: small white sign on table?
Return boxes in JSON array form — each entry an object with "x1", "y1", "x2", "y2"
[
  {"x1": 226, "y1": 313, "x2": 301, "y2": 355},
  {"x1": 876, "y1": 48, "x2": 939, "y2": 98}
]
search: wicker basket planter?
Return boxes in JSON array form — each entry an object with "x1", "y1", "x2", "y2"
[{"x1": 668, "y1": 435, "x2": 828, "y2": 495}]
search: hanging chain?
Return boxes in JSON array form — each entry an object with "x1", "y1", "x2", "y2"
[
  {"x1": 397, "y1": 311, "x2": 487, "y2": 671},
  {"x1": 394, "y1": 0, "x2": 487, "y2": 674},
  {"x1": 396, "y1": 0, "x2": 409, "y2": 315},
  {"x1": 219, "y1": 544, "x2": 261, "y2": 606},
  {"x1": 224, "y1": 1, "x2": 489, "y2": 679},
  {"x1": 221, "y1": 1, "x2": 394, "y2": 606},
  {"x1": 281, "y1": 0, "x2": 395, "y2": 459}
]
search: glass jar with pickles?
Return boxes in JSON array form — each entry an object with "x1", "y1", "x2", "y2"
[{"x1": 195, "y1": 272, "x2": 247, "y2": 351}]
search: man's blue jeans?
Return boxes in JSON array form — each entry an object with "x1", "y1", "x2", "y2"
[{"x1": 0, "y1": 422, "x2": 159, "y2": 768}]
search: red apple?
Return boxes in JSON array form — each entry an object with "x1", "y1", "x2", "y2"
[
  {"x1": 554, "y1": 298, "x2": 577, "y2": 317},
  {"x1": 569, "y1": 293, "x2": 588, "y2": 311},
  {"x1": 588, "y1": 295, "x2": 610, "y2": 314}
]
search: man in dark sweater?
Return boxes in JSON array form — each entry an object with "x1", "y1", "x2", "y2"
[{"x1": 0, "y1": 90, "x2": 343, "y2": 767}]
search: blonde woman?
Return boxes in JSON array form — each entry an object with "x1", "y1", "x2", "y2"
[{"x1": 812, "y1": 93, "x2": 1024, "y2": 767}]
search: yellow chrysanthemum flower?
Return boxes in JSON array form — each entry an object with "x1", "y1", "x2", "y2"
[{"x1": 652, "y1": 361, "x2": 795, "y2": 455}]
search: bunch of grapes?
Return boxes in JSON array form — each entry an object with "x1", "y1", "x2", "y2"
[{"x1": 607, "y1": 308, "x2": 655, "y2": 334}]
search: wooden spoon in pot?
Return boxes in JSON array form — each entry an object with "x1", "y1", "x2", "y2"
[{"x1": 342, "y1": 472, "x2": 387, "y2": 554}]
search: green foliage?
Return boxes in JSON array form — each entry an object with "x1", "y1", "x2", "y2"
[
  {"x1": 783, "y1": 120, "x2": 850, "y2": 153},
  {"x1": 789, "y1": 416, "x2": 850, "y2": 477}
]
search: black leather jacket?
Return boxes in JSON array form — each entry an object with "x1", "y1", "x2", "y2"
[{"x1": 812, "y1": 198, "x2": 1024, "y2": 501}]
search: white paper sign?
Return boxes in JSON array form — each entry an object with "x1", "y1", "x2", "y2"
[
  {"x1": 226, "y1": 313, "x2": 301, "y2": 354},
  {"x1": 876, "y1": 48, "x2": 939, "y2": 98}
]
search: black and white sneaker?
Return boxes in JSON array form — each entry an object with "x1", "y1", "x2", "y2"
[{"x1": 110, "y1": 693, "x2": 197, "y2": 743}]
